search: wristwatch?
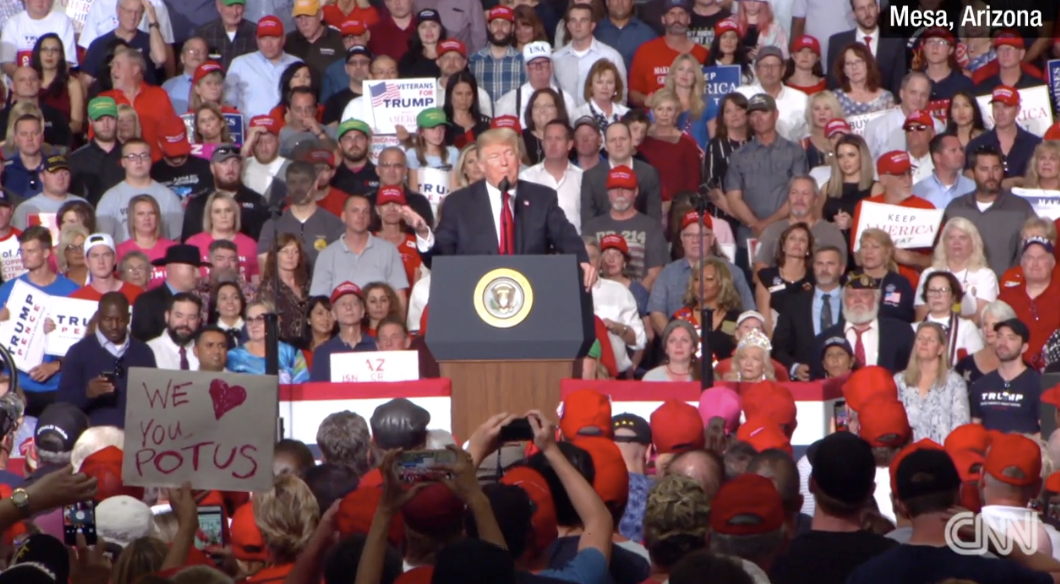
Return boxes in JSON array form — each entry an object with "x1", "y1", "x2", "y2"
[{"x1": 10, "y1": 488, "x2": 30, "y2": 518}]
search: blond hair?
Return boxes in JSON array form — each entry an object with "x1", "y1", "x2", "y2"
[
  {"x1": 111, "y1": 537, "x2": 168, "y2": 584},
  {"x1": 202, "y1": 191, "x2": 242, "y2": 234},
  {"x1": 662, "y1": 54, "x2": 706, "y2": 119},
  {"x1": 454, "y1": 143, "x2": 479, "y2": 188},
  {"x1": 194, "y1": 102, "x2": 232, "y2": 143},
  {"x1": 57, "y1": 224, "x2": 89, "y2": 273},
  {"x1": 172, "y1": 566, "x2": 235, "y2": 584},
  {"x1": 126, "y1": 194, "x2": 163, "y2": 240},
  {"x1": 253, "y1": 473, "x2": 320, "y2": 564},
  {"x1": 858, "y1": 228, "x2": 899, "y2": 273},
  {"x1": 1022, "y1": 215, "x2": 1059, "y2": 242},
  {"x1": 1024, "y1": 140, "x2": 1060, "y2": 188},
  {"x1": 826, "y1": 134, "x2": 875, "y2": 198},
  {"x1": 902, "y1": 321, "x2": 951, "y2": 388},
  {"x1": 805, "y1": 90, "x2": 844, "y2": 130},
  {"x1": 683, "y1": 257, "x2": 742, "y2": 313},
  {"x1": 932, "y1": 217, "x2": 988, "y2": 272},
  {"x1": 118, "y1": 104, "x2": 142, "y2": 139},
  {"x1": 5, "y1": 102, "x2": 44, "y2": 142}
]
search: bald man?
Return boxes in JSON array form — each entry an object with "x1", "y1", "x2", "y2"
[{"x1": 665, "y1": 448, "x2": 724, "y2": 502}]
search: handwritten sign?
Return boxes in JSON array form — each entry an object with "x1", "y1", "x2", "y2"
[
  {"x1": 370, "y1": 135, "x2": 401, "y2": 165},
  {"x1": 702, "y1": 65, "x2": 741, "y2": 121},
  {"x1": 852, "y1": 201, "x2": 944, "y2": 251},
  {"x1": 1013, "y1": 187, "x2": 1060, "y2": 220},
  {"x1": 0, "y1": 236, "x2": 25, "y2": 282},
  {"x1": 329, "y1": 351, "x2": 420, "y2": 383},
  {"x1": 977, "y1": 85, "x2": 1054, "y2": 137},
  {"x1": 418, "y1": 167, "x2": 450, "y2": 219},
  {"x1": 44, "y1": 298, "x2": 99, "y2": 356},
  {"x1": 0, "y1": 280, "x2": 48, "y2": 372},
  {"x1": 365, "y1": 78, "x2": 437, "y2": 134},
  {"x1": 123, "y1": 369, "x2": 278, "y2": 491},
  {"x1": 847, "y1": 110, "x2": 887, "y2": 136}
]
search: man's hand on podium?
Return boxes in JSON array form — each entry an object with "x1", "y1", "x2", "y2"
[
  {"x1": 400, "y1": 206, "x2": 432, "y2": 238},
  {"x1": 580, "y1": 262, "x2": 597, "y2": 290}
]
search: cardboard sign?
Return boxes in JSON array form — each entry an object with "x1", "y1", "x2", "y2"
[
  {"x1": 44, "y1": 298, "x2": 98, "y2": 356},
  {"x1": 1012, "y1": 187, "x2": 1060, "y2": 220},
  {"x1": 65, "y1": 0, "x2": 92, "y2": 32},
  {"x1": 852, "y1": 201, "x2": 944, "y2": 251},
  {"x1": 365, "y1": 78, "x2": 437, "y2": 134},
  {"x1": 370, "y1": 135, "x2": 401, "y2": 165},
  {"x1": 1048, "y1": 60, "x2": 1060, "y2": 116},
  {"x1": 976, "y1": 85, "x2": 1054, "y2": 137},
  {"x1": 0, "y1": 236, "x2": 26, "y2": 283},
  {"x1": 123, "y1": 368, "x2": 278, "y2": 491},
  {"x1": 926, "y1": 99, "x2": 950, "y2": 125},
  {"x1": 702, "y1": 65, "x2": 742, "y2": 121},
  {"x1": 0, "y1": 280, "x2": 48, "y2": 372},
  {"x1": 418, "y1": 167, "x2": 450, "y2": 219},
  {"x1": 329, "y1": 350, "x2": 420, "y2": 383},
  {"x1": 847, "y1": 110, "x2": 888, "y2": 136},
  {"x1": 28, "y1": 213, "x2": 59, "y2": 246}
]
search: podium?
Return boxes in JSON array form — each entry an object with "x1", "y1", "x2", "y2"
[{"x1": 425, "y1": 255, "x2": 594, "y2": 439}]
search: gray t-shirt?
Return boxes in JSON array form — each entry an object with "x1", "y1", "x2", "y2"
[
  {"x1": 12, "y1": 193, "x2": 88, "y2": 230},
  {"x1": 724, "y1": 136, "x2": 809, "y2": 242},
  {"x1": 257, "y1": 207, "x2": 345, "y2": 266},
  {"x1": 308, "y1": 234, "x2": 409, "y2": 297},
  {"x1": 96, "y1": 180, "x2": 184, "y2": 243},
  {"x1": 753, "y1": 218, "x2": 849, "y2": 267},
  {"x1": 582, "y1": 212, "x2": 668, "y2": 280}
]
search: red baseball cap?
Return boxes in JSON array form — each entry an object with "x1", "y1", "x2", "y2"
[
  {"x1": 336, "y1": 487, "x2": 404, "y2": 546},
  {"x1": 500, "y1": 466, "x2": 558, "y2": 553},
  {"x1": 990, "y1": 85, "x2": 1020, "y2": 107},
  {"x1": 650, "y1": 400, "x2": 706, "y2": 454},
  {"x1": 559, "y1": 389, "x2": 612, "y2": 439},
  {"x1": 1046, "y1": 471, "x2": 1060, "y2": 494},
  {"x1": 921, "y1": 26, "x2": 954, "y2": 44},
  {"x1": 944, "y1": 423, "x2": 991, "y2": 456},
  {"x1": 740, "y1": 381, "x2": 797, "y2": 432},
  {"x1": 903, "y1": 110, "x2": 933, "y2": 130},
  {"x1": 889, "y1": 438, "x2": 944, "y2": 493},
  {"x1": 159, "y1": 116, "x2": 191, "y2": 158},
  {"x1": 79, "y1": 445, "x2": 146, "y2": 502},
  {"x1": 606, "y1": 165, "x2": 637, "y2": 190},
  {"x1": 401, "y1": 483, "x2": 467, "y2": 535},
  {"x1": 841, "y1": 365, "x2": 898, "y2": 413},
  {"x1": 438, "y1": 39, "x2": 467, "y2": 58},
  {"x1": 949, "y1": 448, "x2": 985, "y2": 483},
  {"x1": 330, "y1": 281, "x2": 364, "y2": 304},
  {"x1": 824, "y1": 118, "x2": 851, "y2": 138},
  {"x1": 856, "y1": 397, "x2": 910, "y2": 448},
  {"x1": 599, "y1": 233, "x2": 629, "y2": 257},
  {"x1": 488, "y1": 5, "x2": 515, "y2": 21},
  {"x1": 340, "y1": 19, "x2": 367, "y2": 36},
  {"x1": 491, "y1": 115, "x2": 522, "y2": 132},
  {"x1": 249, "y1": 114, "x2": 279, "y2": 135},
  {"x1": 680, "y1": 210, "x2": 713, "y2": 231},
  {"x1": 377, "y1": 185, "x2": 408, "y2": 206},
  {"x1": 709, "y1": 474, "x2": 785, "y2": 536},
  {"x1": 573, "y1": 436, "x2": 629, "y2": 505},
  {"x1": 257, "y1": 15, "x2": 284, "y2": 37},
  {"x1": 1045, "y1": 123, "x2": 1060, "y2": 141},
  {"x1": 876, "y1": 150, "x2": 914, "y2": 175},
  {"x1": 993, "y1": 30, "x2": 1023, "y2": 49},
  {"x1": 713, "y1": 17, "x2": 738, "y2": 37},
  {"x1": 193, "y1": 61, "x2": 224, "y2": 86},
  {"x1": 736, "y1": 415, "x2": 792, "y2": 455},
  {"x1": 230, "y1": 503, "x2": 268, "y2": 562},
  {"x1": 300, "y1": 148, "x2": 335, "y2": 166},
  {"x1": 984, "y1": 433, "x2": 1042, "y2": 487},
  {"x1": 791, "y1": 35, "x2": 820, "y2": 55}
]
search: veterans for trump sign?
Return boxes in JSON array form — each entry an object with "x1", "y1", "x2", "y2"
[
  {"x1": 852, "y1": 201, "x2": 944, "y2": 252},
  {"x1": 366, "y1": 78, "x2": 437, "y2": 134},
  {"x1": 977, "y1": 85, "x2": 1053, "y2": 137},
  {"x1": 123, "y1": 369, "x2": 278, "y2": 491}
]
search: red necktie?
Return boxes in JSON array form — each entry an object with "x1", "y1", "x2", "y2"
[
  {"x1": 864, "y1": 36, "x2": 873, "y2": 56},
  {"x1": 179, "y1": 346, "x2": 189, "y2": 370},
  {"x1": 854, "y1": 327, "x2": 867, "y2": 368},
  {"x1": 499, "y1": 190, "x2": 514, "y2": 255}
]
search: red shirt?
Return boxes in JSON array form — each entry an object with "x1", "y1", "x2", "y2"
[
  {"x1": 101, "y1": 84, "x2": 180, "y2": 163},
  {"x1": 639, "y1": 133, "x2": 702, "y2": 202},
  {"x1": 629, "y1": 38, "x2": 708, "y2": 97},
  {"x1": 368, "y1": 15, "x2": 417, "y2": 62},
  {"x1": 785, "y1": 79, "x2": 827, "y2": 95},
  {"x1": 850, "y1": 193, "x2": 936, "y2": 291},
  {"x1": 322, "y1": 4, "x2": 380, "y2": 28},
  {"x1": 998, "y1": 276, "x2": 1060, "y2": 368},
  {"x1": 374, "y1": 231, "x2": 421, "y2": 287},
  {"x1": 319, "y1": 186, "x2": 353, "y2": 217},
  {"x1": 70, "y1": 282, "x2": 143, "y2": 304}
]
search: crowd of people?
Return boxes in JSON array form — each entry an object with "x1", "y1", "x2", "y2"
[{"x1": 0, "y1": 0, "x2": 1059, "y2": 581}]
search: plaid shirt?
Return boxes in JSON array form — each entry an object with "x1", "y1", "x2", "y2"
[
  {"x1": 193, "y1": 18, "x2": 259, "y2": 70},
  {"x1": 468, "y1": 45, "x2": 526, "y2": 103}
]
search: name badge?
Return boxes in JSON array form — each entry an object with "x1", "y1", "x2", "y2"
[{"x1": 768, "y1": 284, "x2": 785, "y2": 293}]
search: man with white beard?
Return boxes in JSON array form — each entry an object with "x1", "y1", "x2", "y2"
[{"x1": 810, "y1": 273, "x2": 915, "y2": 379}]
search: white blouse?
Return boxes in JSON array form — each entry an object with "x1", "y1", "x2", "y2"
[{"x1": 915, "y1": 266, "x2": 999, "y2": 318}]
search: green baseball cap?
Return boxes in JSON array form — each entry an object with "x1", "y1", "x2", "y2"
[
  {"x1": 337, "y1": 118, "x2": 372, "y2": 139},
  {"x1": 221, "y1": 0, "x2": 246, "y2": 5},
  {"x1": 416, "y1": 107, "x2": 447, "y2": 129},
  {"x1": 87, "y1": 97, "x2": 118, "y2": 121}
]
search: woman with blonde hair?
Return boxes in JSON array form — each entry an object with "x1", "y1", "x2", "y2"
[
  {"x1": 228, "y1": 299, "x2": 309, "y2": 382},
  {"x1": 673, "y1": 257, "x2": 742, "y2": 361},
  {"x1": 572, "y1": 59, "x2": 629, "y2": 135},
  {"x1": 450, "y1": 143, "x2": 484, "y2": 190},
  {"x1": 641, "y1": 88, "x2": 702, "y2": 212},
  {"x1": 857, "y1": 228, "x2": 915, "y2": 322},
  {"x1": 184, "y1": 192, "x2": 261, "y2": 281},
  {"x1": 894, "y1": 321, "x2": 970, "y2": 443},
  {"x1": 660, "y1": 53, "x2": 708, "y2": 149},
  {"x1": 915, "y1": 217, "x2": 998, "y2": 323},
  {"x1": 3, "y1": 102, "x2": 44, "y2": 144},
  {"x1": 194, "y1": 102, "x2": 233, "y2": 144},
  {"x1": 956, "y1": 300, "x2": 1015, "y2": 384},
  {"x1": 723, "y1": 328, "x2": 775, "y2": 382},
  {"x1": 1024, "y1": 140, "x2": 1060, "y2": 190},
  {"x1": 58, "y1": 224, "x2": 89, "y2": 285},
  {"x1": 112, "y1": 537, "x2": 170, "y2": 584},
  {"x1": 116, "y1": 194, "x2": 177, "y2": 288},
  {"x1": 249, "y1": 473, "x2": 320, "y2": 582},
  {"x1": 118, "y1": 103, "x2": 142, "y2": 142},
  {"x1": 802, "y1": 90, "x2": 845, "y2": 168}
]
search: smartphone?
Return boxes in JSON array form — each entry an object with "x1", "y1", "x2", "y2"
[
  {"x1": 394, "y1": 449, "x2": 458, "y2": 483},
  {"x1": 64, "y1": 501, "x2": 97, "y2": 546},
  {"x1": 499, "y1": 418, "x2": 533, "y2": 442},
  {"x1": 833, "y1": 399, "x2": 849, "y2": 433},
  {"x1": 194, "y1": 505, "x2": 226, "y2": 551},
  {"x1": 101, "y1": 371, "x2": 117, "y2": 384}
]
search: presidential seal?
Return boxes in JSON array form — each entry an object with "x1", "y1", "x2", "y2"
[{"x1": 473, "y1": 268, "x2": 533, "y2": 328}]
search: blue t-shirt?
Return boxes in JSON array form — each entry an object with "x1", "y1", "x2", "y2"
[
  {"x1": 846, "y1": 543, "x2": 1052, "y2": 584},
  {"x1": 405, "y1": 146, "x2": 461, "y2": 170},
  {"x1": 970, "y1": 367, "x2": 1042, "y2": 434},
  {"x1": 538, "y1": 548, "x2": 610, "y2": 584},
  {"x1": 0, "y1": 273, "x2": 79, "y2": 393},
  {"x1": 309, "y1": 334, "x2": 378, "y2": 382}
]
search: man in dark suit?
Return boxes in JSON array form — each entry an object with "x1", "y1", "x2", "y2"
[
  {"x1": 810, "y1": 273, "x2": 916, "y2": 379},
  {"x1": 580, "y1": 121, "x2": 663, "y2": 225},
  {"x1": 131, "y1": 244, "x2": 207, "y2": 342},
  {"x1": 772, "y1": 246, "x2": 845, "y2": 380},
  {"x1": 826, "y1": 0, "x2": 905, "y2": 99},
  {"x1": 402, "y1": 128, "x2": 596, "y2": 288}
]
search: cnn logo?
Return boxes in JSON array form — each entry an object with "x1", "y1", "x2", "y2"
[{"x1": 944, "y1": 511, "x2": 1041, "y2": 556}]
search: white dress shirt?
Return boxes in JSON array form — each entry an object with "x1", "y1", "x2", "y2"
[
  {"x1": 857, "y1": 26, "x2": 880, "y2": 57},
  {"x1": 77, "y1": 0, "x2": 175, "y2": 48},
  {"x1": 864, "y1": 107, "x2": 947, "y2": 159},
  {"x1": 407, "y1": 273, "x2": 431, "y2": 333},
  {"x1": 416, "y1": 181, "x2": 514, "y2": 252},
  {"x1": 591, "y1": 278, "x2": 646, "y2": 372},
  {"x1": 520, "y1": 161, "x2": 583, "y2": 233},
  {"x1": 572, "y1": 100, "x2": 630, "y2": 138},
  {"x1": 873, "y1": 465, "x2": 895, "y2": 522},
  {"x1": 243, "y1": 156, "x2": 289, "y2": 198},
  {"x1": 147, "y1": 333, "x2": 200, "y2": 371},
  {"x1": 844, "y1": 319, "x2": 879, "y2": 366},
  {"x1": 495, "y1": 81, "x2": 578, "y2": 122},
  {"x1": 95, "y1": 329, "x2": 129, "y2": 358},
  {"x1": 551, "y1": 38, "x2": 628, "y2": 108},
  {"x1": 910, "y1": 151, "x2": 935, "y2": 185},
  {"x1": 735, "y1": 83, "x2": 809, "y2": 142}
]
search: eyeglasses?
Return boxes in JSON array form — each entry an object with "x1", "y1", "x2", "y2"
[
  {"x1": 124, "y1": 265, "x2": 147, "y2": 273},
  {"x1": 246, "y1": 314, "x2": 269, "y2": 324},
  {"x1": 906, "y1": 124, "x2": 929, "y2": 132},
  {"x1": 66, "y1": 243, "x2": 84, "y2": 252},
  {"x1": 843, "y1": 60, "x2": 866, "y2": 68},
  {"x1": 926, "y1": 287, "x2": 951, "y2": 295},
  {"x1": 123, "y1": 153, "x2": 151, "y2": 162}
]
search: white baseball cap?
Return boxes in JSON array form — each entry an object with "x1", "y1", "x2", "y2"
[
  {"x1": 84, "y1": 233, "x2": 116, "y2": 258},
  {"x1": 736, "y1": 310, "x2": 766, "y2": 327},
  {"x1": 522, "y1": 41, "x2": 552, "y2": 65}
]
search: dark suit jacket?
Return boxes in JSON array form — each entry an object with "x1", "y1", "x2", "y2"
[
  {"x1": 580, "y1": 159, "x2": 663, "y2": 226},
  {"x1": 826, "y1": 31, "x2": 906, "y2": 100},
  {"x1": 131, "y1": 283, "x2": 175, "y2": 343},
  {"x1": 772, "y1": 291, "x2": 818, "y2": 375},
  {"x1": 811, "y1": 316, "x2": 915, "y2": 379},
  {"x1": 421, "y1": 179, "x2": 589, "y2": 268}
]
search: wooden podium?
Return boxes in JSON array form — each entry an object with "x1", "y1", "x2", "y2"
[{"x1": 426, "y1": 256, "x2": 594, "y2": 440}]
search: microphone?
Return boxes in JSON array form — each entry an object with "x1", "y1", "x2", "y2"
[{"x1": 497, "y1": 177, "x2": 512, "y2": 193}]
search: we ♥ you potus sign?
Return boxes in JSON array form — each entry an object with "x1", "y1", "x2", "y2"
[{"x1": 122, "y1": 369, "x2": 278, "y2": 492}]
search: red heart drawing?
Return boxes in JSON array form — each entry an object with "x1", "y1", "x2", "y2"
[{"x1": 208, "y1": 379, "x2": 247, "y2": 420}]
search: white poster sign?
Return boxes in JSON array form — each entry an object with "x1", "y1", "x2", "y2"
[
  {"x1": 847, "y1": 110, "x2": 887, "y2": 136},
  {"x1": 852, "y1": 201, "x2": 944, "y2": 251},
  {"x1": 329, "y1": 350, "x2": 420, "y2": 383},
  {"x1": 370, "y1": 135, "x2": 401, "y2": 165},
  {"x1": 0, "y1": 280, "x2": 48, "y2": 372},
  {"x1": 976, "y1": 85, "x2": 1054, "y2": 137},
  {"x1": 1013, "y1": 187, "x2": 1060, "y2": 220},
  {"x1": 0, "y1": 237, "x2": 25, "y2": 283},
  {"x1": 417, "y1": 167, "x2": 450, "y2": 219},
  {"x1": 44, "y1": 298, "x2": 99, "y2": 356},
  {"x1": 365, "y1": 78, "x2": 437, "y2": 134},
  {"x1": 123, "y1": 368, "x2": 278, "y2": 491}
]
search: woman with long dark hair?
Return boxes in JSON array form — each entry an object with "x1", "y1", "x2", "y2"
[
  {"x1": 209, "y1": 280, "x2": 247, "y2": 348},
  {"x1": 705, "y1": 18, "x2": 754, "y2": 85},
  {"x1": 832, "y1": 43, "x2": 894, "y2": 117},
  {"x1": 442, "y1": 71, "x2": 491, "y2": 149},
  {"x1": 945, "y1": 90, "x2": 986, "y2": 148},
  {"x1": 260, "y1": 233, "x2": 310, "y2": 347},
  {"x1": 703, "y1": 93, "x2": 749, "y2": 232},
  {"x1": 398, "y1": 9, "x2": 446, "y2": 78},
  {"x1": 755, "y1": 223, "x2": 814, "y2": 334},
  {"x1": 31, "y1": 33, "x2": 84, "y2": 135},
  {"x1": 784, "y1": 35, "x2": 826, "y2": 95},
  {"x1": 301, "y1": 296, "x2": 338, "y2": 367},
  {"x1": 522, "y1": 88, "x2": 570, "y2": 165},
  {"x1": 269, "y1": 62, "x2": 323, "y2": 125}
]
